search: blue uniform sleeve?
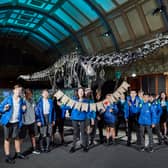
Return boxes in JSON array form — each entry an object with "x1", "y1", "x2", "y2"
[
  {"x1": 0, "y1": 97, "x2": 10, "y2": 114},
  {"x1": 112, "y1": 104, "x2": 118, "y2": 114}
]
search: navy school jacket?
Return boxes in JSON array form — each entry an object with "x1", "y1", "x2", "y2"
[
  {"x1": 104, "y1": 104, "x2": 118, "y2": 124},
  {"x1": 0, "y1": 96, "x2": 26, "y2": 127},
  {"x1": 35, "y1": 97, "x2": 55, "y2": 126},
  {"x1": 117, "y1": 99, "x2": 129, "y2": 119},
  {"x1": 125, "y1": 96, "x2": 140, "y2": 119}
]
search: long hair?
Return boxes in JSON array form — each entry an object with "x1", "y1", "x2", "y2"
[{"x1": 159, "y1": 91, "x2": 167, "y2": 101}]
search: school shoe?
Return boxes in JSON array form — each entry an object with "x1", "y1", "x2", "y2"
[
  {"x1": 83, "y1": 146, "x2": 89, "y2": 152},
  {"x1": 45, "y1": 147, "x2": 51, "y2": 153},
  {"x1": 14, "y1": 152, "x2": 25, "y2": 159},
  {"x1": 40, "y1": 148, "x2": 45, "y2": 153},
  {"x1": 69, "y1": 147, "x2": 76, "y2": 153},
  {"x1": 158, "y1": 139, "x2": 163, "y2": 145},
  {"x1": 112, "y1": 139, "x2": 117, "y2": 145},
  {"x1": 164, "y1": 135, "x2": 168, "y2": 139},
  {"x1": 105, "y1": 139, "x2": 111, "y2": 146},
  {"x1": 61, "y1": 140, "x2": 68, "y2": 146},
  {"x1": 126, "y1": 141, "x2": 131, "y2": 146},
  {"x1": 148, "y1": 147, "x2": 154, "y2": 153},
  {"x1": 139, "y1": 147, "x2": 145, "y2": 152},
  {"x1": 5, "y1": 156, "x2": 15, "y2": 164},
  {"x1": 89, "y1": 140, "x2": 97, "y2": 145},
  {"x1": 32, "y1": 149, "x2": 41, "y2": 155}
]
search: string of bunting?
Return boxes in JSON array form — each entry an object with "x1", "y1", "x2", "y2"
[{"x1": 54, "y1": 81, "x2": 130, "y2": 112}]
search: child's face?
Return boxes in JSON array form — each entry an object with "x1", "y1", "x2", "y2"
[
  {"x1": 78, "y1": 88, "x2": 84, "y2": 99},
  {"x1": 143, "y1": 95, "x2": 149, "y2": 102},
  {"x1": 149, "y1": 96, "x2": 154, "y2": 102},
  {"x1": 161, "y1": 92, "x2": 166, "y2": 99},
  {"x1": 42, "y1": 90, "x2": 49, "y2": 99},
  {"x1": 120, "y1": 94, "x2": 125, "y2": 100},
  {"x1": 13, "y1": 87, "x2": 22, "y2": 97},
  {"x1": 130, "y1": 91, "x2": 137, "y2": 98}
]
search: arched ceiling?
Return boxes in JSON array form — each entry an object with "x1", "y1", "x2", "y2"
[
  {"x1": 0, "y1": 0, "x2": 130, "y2": 53},
  {"x1": 0, "y1": 0, "x2": 167, "y2": 54}
]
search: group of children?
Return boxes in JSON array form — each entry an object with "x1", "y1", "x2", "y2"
[{"x1": 0, "y1": 84, "x2": 168, "y2": 164}]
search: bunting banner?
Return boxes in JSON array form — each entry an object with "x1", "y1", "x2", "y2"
[{"x1": 54, "y1": 81, "x2": 130, "y2": 112}]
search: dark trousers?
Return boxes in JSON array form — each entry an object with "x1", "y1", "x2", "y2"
[
  {"x1": 72, "y1": 120, "x2": 88, "y2": 148},
  {"x1": 97, "y1": 119, "x2": 104, "y2": 142},
  {"x1": 127, "y1": 116, "x2": 140, "y2": 144},
  {"x1": 153, "y1": 123, "x2": 163, "y2": 142},
  {"x1": 140, "y1": 125, "x2": 153, "y2": 148},
  {"x1": 116, "y1": 116, "x2": 127, "y2": 136}
]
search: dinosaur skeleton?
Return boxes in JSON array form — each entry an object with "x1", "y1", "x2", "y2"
[{"x1": 19, "y1": 34, "x2": 168, "y2": 90}]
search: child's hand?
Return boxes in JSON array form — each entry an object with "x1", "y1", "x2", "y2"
[
  {"x1": 152, "y1": 124, "x2": 155, "y2": 128},
  {"x1": 37, "y1": 122, "x2": 41, "y2": 127},
  {"x1": 22, "y1": 105, "x2": 27, "y2": 111},
  {"x1": 109, "y1": 109, "x2": 113, "y2": 112},
  {"x1": 4, "y1": 104, "x2": 10, "y2": 111},
  {"x1": 57, "y1": 101, "x2": 62, "y2": 106},
  {"x1": 52, "y1": 121, "x2": 55, "y2": 126}
]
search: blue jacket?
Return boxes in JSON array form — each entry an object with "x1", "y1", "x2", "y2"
[
  {"x1": 117, "y1": 99, "x2": 129, "y2": 119},
  {"x1": 35, "y1": 98, "x2": 55, "y2": 126},
  {"x1": 151, "y1": 101, "x2": 162, "y2": 124},
  {"x1": 104, "y1": 104, "x2": 118, "y2": 124},
  {"x1": 0, "y1": 96, "x2": 26, "y2": 127},
  {"x1": 71, "y1": 98, "x2": 88, "y2": 121},
  {"x1": 138, "y1": 102, "x2": 154, "y2": 125},
  {"x1": 126, "y1": 96, "x2": 139, "y2": 118}
]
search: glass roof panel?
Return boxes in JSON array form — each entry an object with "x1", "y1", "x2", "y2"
[
  {"x1": 46, "y1": 18, "x2": 70, "y2": 36},
  {"x1": 54, "y1": 8, "x2": 81, "y2": 31},
  {"x1": 18, "y1": 0, "x2": 59, "y2": 11},
  {"x1": 62, "y1": 2, "x2": 90, "y2": 26},
  {"x1": 69, "y1": 0, "x2": 98, "y2": 21},
  {"x1": 94, "y1": 0, "x2": 117, "y2": 12},
  {"x1": 38, "y1": 26, "x2": 59, "y2": 43},
  {"x1": 0, "y1": 0, "x2": 12, "y2": 4},
  {"x1": 30, "y1": 33, "x2": 50, "y2": 47},
  {"x1": 42, "y1": 22, "x2": 66, "y2": 40}
]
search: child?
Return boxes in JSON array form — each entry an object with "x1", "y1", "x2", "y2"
[
  {"x1": 35, "y1": 89, "x2": 55, "y2": 153},
  {"x1": 149, "y1": 94, "x2": 163, "y2": 145},
  {"x1": 126, "y1": 90, "x2": 140, "y2": 146},
  {"x1": 104, "y1": 94, "x2": 118, "y2": 145},
  {"x1": 69, "y1": 87, "x2": 89, "y2": 153},
  {"x1": 138, "y1": 93, "x2": 155, "y2": 152},
  {"x1": 116, "y1": 94, "x2": 129, "y2": 137},
  {"x1": 85, "y1": 88, "x2": 96, "y2": 145},
  {"x1": 158, "y1": 92, "x2": 168, "y2": 138},
  {"x1": 0, "y1": 85, "x2": 26, "y2": 164}
]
